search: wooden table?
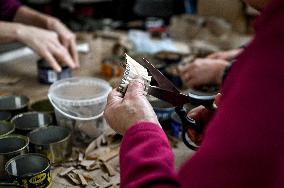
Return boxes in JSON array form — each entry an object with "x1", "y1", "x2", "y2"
[{"x1": 0, "y1": 33, "x2": 193, "y2": 187}]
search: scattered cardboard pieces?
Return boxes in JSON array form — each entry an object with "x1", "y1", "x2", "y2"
[{"x1": 57, "y1": 132, "x2": 121, "y2": 186}]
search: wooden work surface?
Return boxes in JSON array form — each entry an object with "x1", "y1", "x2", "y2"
[{"x1": 0, "y1": 33, "x2": 193, "y2": 187}]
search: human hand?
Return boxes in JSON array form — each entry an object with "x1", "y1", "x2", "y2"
[
  {"x1": 186, "y1": 93, "x2": 221, "y2": 145},
  {"x1": 180, "y1": 58, "x2": 229, "y2": 88},
  {"x1": 47, "y1": 18, "x2": 79, "y2": 67},
  {"x1": 17, "y1": 25, "x2": 77, "y2": 72},
  {"x1": 104, "y1": 78, "x2": 160, "y2": 135},
  {"x1": 207, "y1": 49, "x2": 243, "y2": 60}
]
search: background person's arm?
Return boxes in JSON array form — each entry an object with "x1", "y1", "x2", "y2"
[
  {"x1": 13, "y1": 6, "x2": 79, "y2": 66},
  {"x1": 0, "y1": 21, "x2": 21, "y2": 43}
]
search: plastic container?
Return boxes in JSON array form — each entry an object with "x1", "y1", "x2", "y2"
[{"x1": 48, "y1": 77, "x2": 112, "y2": 144}]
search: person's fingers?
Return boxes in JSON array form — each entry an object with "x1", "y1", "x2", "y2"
[
  {"x1": 207, "y1": 53, "x2": 220, "y2": 59},
  {"x1": 181, "y1": 71, "x2": 190, "y2": 82},
  {"x1": 214, "y1": 93, "x2": 222, "y2": 107},
  {"x1": 69, "y1": 38, "x2": 79, "y2": 67},
  {"x1": 187, "y1": 106, "x2": 206, "y2": 119},
  {"x1": 52, "y1": 44, "x2": 76, "y2": 69},
  {"x1": 124, "y1": 78, "x2": 145, "y2": 99},
  {"x1": 106, "y1": 88, "x2": 123, "y2": 106},
  {"x1": 41, "y1": 51, "x2": 62, "y2": 72},
  {"x1": 188, "y1": 105, "x2": 213, "y2": 125},
  {"x1": 185, "y1": 77, "x2": 199, "y2": 88},
  {"x1": 179, "y1": 63, "x2": 192, "y2": 74},
  {"x1": 187, "y1": 128, "x2": 203, "y2": 145}
]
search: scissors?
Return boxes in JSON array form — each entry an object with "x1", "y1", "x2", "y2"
[{"x1": 139, "y1": 58, "x2": 216, "y2": 150}]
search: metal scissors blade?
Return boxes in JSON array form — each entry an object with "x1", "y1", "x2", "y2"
[
  {"x1": 148, "y1": 86, "x2": 192, "y2": 107},
  {"x1": 148, "y1": 86, "x2": 215, "y2": 107},
  {"x1": 141, "y1": 58, "x2": 179, "y2": 93}
]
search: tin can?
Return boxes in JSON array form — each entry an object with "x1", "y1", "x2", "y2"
[
  {"x1": 0, "y1": 111, "x2": 11, "y2": 121},
  {"x1": 28, "y1": 126, "x2": 72, "y2": 164},
  {"x1": 30, "y1": 99, "x2": 56, "y2": 125},
  {"x1": 0, "y1": 96, "x2": 29, "y2": 116},
  {"x1": 150, "y1": 99, "x2": 175, "y2": 129},
  {"x1": 0, "y1": 121, "x2": 15, "y2": 137},
  {"x1": 0, "y1": 183, "x2": 22, "y2": 187},
  {"x1": 0, "y1": 135, "x2": 29, "y2": 180},
  {"x1": 5, "y1": 153, "x2": 51, "y2": 188},
  {"x1": 11, "y1": 112, "x2": 52, "y2": 135},
  {"x1": 37, "y1": 59, "x2": 72, "y2": 84}
]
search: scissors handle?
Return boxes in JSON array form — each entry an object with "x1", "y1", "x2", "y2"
[
  {"x1": 187, "y1": 93, "x2": 215, "y2": 108},
  {"x1": 175, "y1": 107, "x2": 203, "y2": 150}
]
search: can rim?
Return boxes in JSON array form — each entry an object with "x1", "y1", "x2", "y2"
[
  {"x1": 28, "y1": 126, "x2": 71, "y2": 146},
  {"x1": 5, "y1": 153, "x2": 50, "y2": 178},
  {"x1": 0, "y1": 121, "x2": 15, "y2": 137},
  {"x1": 0, "y1": 95, "x2": 29, "y2": 111},
  {"x1": 11, "y1": 112, "x2": 52, "y2": 131},
  {"x1": 0, "y1": 134, "x2": 29, "y2": 155}
]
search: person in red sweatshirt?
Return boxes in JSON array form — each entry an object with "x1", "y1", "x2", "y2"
[
  {"x1": 0, "y1": 0, "x2": 78, "y2": 72},
  {"x1": 104, "y1": 0, "x2": 284, "y2": 187}
]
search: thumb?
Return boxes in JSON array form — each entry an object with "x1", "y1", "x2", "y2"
[
  {"x1": 124, "y1": 78, "x2": 145, "y2": 99},
  {"x1": 214, "y1": 93, "x2": 222, "y2": 107}
]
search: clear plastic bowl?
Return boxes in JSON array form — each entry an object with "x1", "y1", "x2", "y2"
[
  {"x1": 48, "y1": 77, "x2": 112, "y2": 121},
  {"x1": 48, "y1": 77, "x2": 112, "y2": 144}
]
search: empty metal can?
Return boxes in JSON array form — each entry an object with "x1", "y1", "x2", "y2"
[
  {"x1": 0, "y1": 96, "x2": 29, "y2": 116},
  {"x1": 0, "y1": 111, "x2": 11, "y2": 121},
  {"x1": 28, "y1": 126, "x2": 72, "y2": 164},
  {"x1": 0, "y1": 121, "x2": 15, "y2": 137},
  {"x1": 11, "y1": 112, "x2": 52, "y2": 135},
  {"x1": 0, "y1": 135, "x2": 29, "y2": 180},
  {"x1": 30, "y1": 99, "x2": 56, "y2": 124},
  {"x1": 37, "y1": 59, "x2": 72, "y2": 84},
  {"x1": 5, "y1": 153, "x2": 51, "y2": 188}
]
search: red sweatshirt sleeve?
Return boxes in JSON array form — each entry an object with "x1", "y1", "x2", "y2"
[
  {"x1": 0, "y1": 0, "x2": 21, "y2": 21},
  {"x1": 120, "y1": 122, "x2": 179, "y2": 188},
  {"x1": 120, "y1": 0, "x2": 284, "y2": 188}
]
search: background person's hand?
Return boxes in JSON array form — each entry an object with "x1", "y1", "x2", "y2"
[
  {"x1": 207, "y1": 49, "x2": 243, "y2": 60},
  {"x1": 47, "y1": 18, "x2": 79, "y2": 67},
  {"x1": 180, "y1": 58, "x2": 229, "y2": 88},
  {"x1": 104, "y1": 78, "x2": 160, "y2": 135},
  {"x1": 186, "y1": 93, "x2": 221, "y2": 145},
  {"x1": 17, "y1": 24, "x2": 77, "y2": 72}
]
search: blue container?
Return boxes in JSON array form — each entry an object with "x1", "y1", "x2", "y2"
[
  {"x1": 150, "y1": 100, "x2": 175, "y2": 128},
  {"x1": 170, "y1": 112, "x2": 182, "y2": 138}
]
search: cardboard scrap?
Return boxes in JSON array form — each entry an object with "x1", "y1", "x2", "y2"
[
  {"x1": 101, "y1": 174, "x2": 110, "y2": 183},
  {"x1": 81, "y1": 160, "x2": 96, "y2": 168},
  {"x1": 78, "y1": 153, "x2": 84, "y2": 162},
  {"x1": 82, "y1": 172, "x2": 95, "y2": 181},
  {"x1": 99, "y1": 148, "x2": 119, "y2": 162},
  {"x1": 78, "y1": 173, "x2": 88, "y2": 186},
  {"x1": 59, "y1": 167, "x2": 75, "y2": 176},
  {"x1": 103, "y1": 183, "x2": 113, "y2": 188},
  {"x1": 101, "y1": 162, "x2": 116, "y2": 177},
  {"x1": 67, "y1": 173, "x2": 81, "y2": 185}
]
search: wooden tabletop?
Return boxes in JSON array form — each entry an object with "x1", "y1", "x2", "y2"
[{"x1": 0, "y1": 33, "x2": 193, "y2": 187}]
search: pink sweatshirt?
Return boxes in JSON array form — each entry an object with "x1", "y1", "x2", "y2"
[{"x1": 120, "y1": 0, "x2": 284, "y2": 187}]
